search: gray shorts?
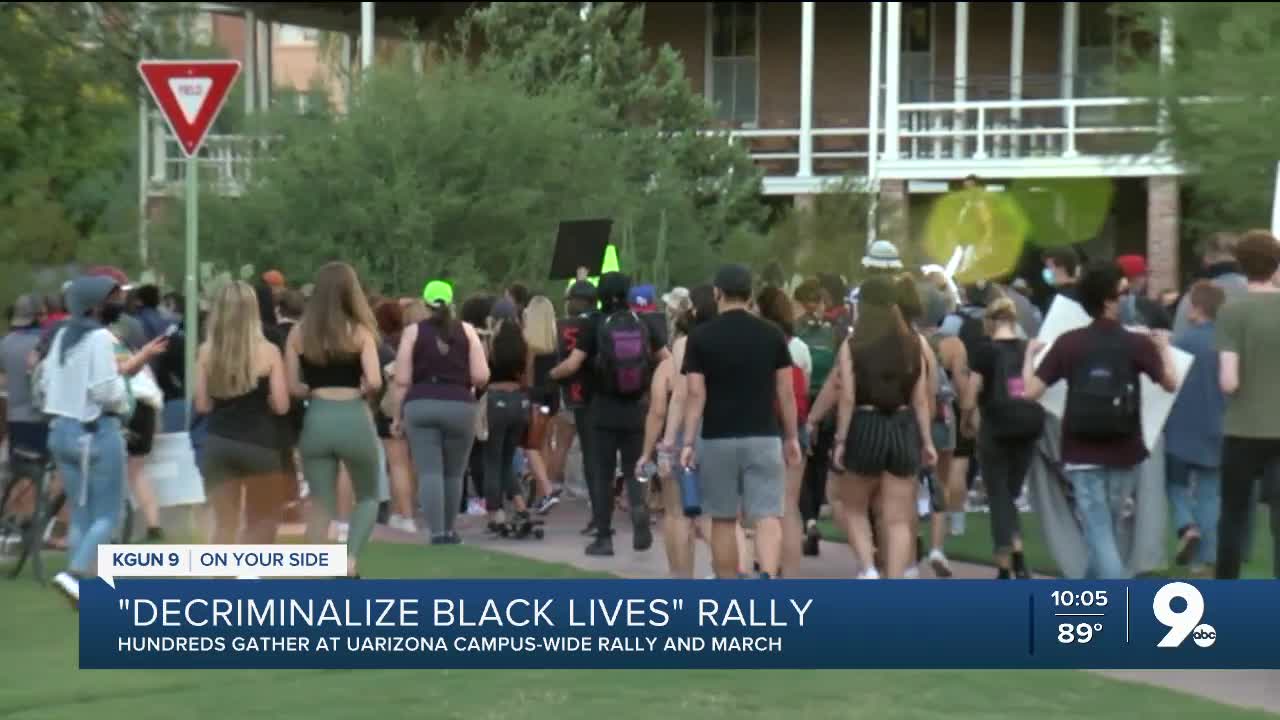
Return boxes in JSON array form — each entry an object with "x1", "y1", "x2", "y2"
[{"x1": 699, "y1": 436, "x2": 785, "y2": 521}]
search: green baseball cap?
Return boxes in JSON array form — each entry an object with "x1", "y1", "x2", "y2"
[{"x1": 422, "y1": 280, "x2": 454, "y2": 306}]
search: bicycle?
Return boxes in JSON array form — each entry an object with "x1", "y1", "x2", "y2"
[{"x1": 1, "y1": 449, "x2": 135, "y2": 585}]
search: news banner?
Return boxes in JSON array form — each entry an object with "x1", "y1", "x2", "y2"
[{"x1": 80, "y1": 544, "x2": 1279, "y2": 670}]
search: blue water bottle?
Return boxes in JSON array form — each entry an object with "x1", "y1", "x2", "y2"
[{"x1": 678, "y1": 464, "x2": 703, "y2": 518}]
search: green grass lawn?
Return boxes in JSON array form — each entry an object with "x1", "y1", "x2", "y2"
[
  {"x1": 1, "y1": 542, "x2": 1273, "y2": 720},
  {"x1": 821, "y1": 511, "x2": 1276, "y2": 578}
]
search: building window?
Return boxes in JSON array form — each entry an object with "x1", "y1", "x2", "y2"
[
  {"x1": 1077, "y1": 3, "x2": 1118, "y2": 96},
  {"x1": 709, "y1": 2, "x2": 758, "y2": 126},
  {"x1": 901, "y1": 2, "x2": 934, "y2": 102}
]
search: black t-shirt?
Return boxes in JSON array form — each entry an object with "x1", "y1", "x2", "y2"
[
  {"x1": 969, "y1": 338, "x2": 1023, "y2": 409},
  {"x1": 558, "y1": 312, "x2": 597, "y2": 409},
  {"x1": 580, "y1": 310, "x2": 665, "y2": 431},
  {"x1": 682, "y1": 309, "x2": 792, "y2": 440},
  {"x1": 640, "y1": 311, "x2": 669, "y2": 349}
]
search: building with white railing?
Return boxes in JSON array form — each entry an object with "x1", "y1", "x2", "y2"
[{"x1": 153, "y1": 2, "x2": 1187, "y2": 290}]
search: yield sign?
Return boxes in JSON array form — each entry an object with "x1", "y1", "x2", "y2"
[{"x1": 138, "y1": 60, "x2": 241, "y2": 158}]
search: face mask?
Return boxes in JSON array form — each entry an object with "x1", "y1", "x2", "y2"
[
  {"x1": 1041, "y1": 268, "x2": 1057, "y2": 287},
  {"x1": 101, "y1": 301, "x2": 125, "y2": 326}
]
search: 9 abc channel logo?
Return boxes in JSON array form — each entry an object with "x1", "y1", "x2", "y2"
[{"x1": 1153, "y1": 582, "x2": 1215, "y2": 648}]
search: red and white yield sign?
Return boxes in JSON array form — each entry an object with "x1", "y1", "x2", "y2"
[{"x1": 138, "y1": 60, "x2": 242, "y2": 158}]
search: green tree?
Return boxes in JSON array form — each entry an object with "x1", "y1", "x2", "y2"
[
  {"x1": 460, "y1": 2, "x2": 767, "y2": 279},
  {"x1": 204, "y1": 62, "x2": 642, "y2": 296},
  {"x1": 1121, "y1": 2, "x2": 1280, "y2": 232}
]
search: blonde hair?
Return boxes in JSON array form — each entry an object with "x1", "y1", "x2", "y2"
[
  {"x1": 206, "y1": 281, "x2": 265, "y2": 398},
  {"x1": 523, "y1": 296, "x2": 557, "y2": 355},
  {"x1": 984, "y1": 295, "x2": 1019, "y2": 336},
  {"x1": 402, "y1": 299, "x2": 429, "y2": 325},
  {"x1": 299, "y1": 262, "x2": 378, "y2": 364}
]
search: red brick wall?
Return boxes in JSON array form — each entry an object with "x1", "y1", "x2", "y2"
[
  {"x1": 644, "y1": 1, "x2": 1074, "y2": 126},
  {"x1": 642, "y1": 3, "x2": 706, "y2": 96}
]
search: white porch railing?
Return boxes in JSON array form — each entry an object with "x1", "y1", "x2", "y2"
[
  {"x1": 147, "y1": 128, "x2": 267, "y2": 197},
  {"x1": 146, "y1": 97, "x2": 1181, "y2": 198},
  {"x1": 895, "y1": 96, "x2": 1163, "y2": 162}
]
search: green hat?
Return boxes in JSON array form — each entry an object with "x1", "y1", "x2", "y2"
[{"x1": 422, "y1": 280, "x2": 454, "y2": 306}]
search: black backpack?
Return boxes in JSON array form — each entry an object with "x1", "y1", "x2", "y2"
[
  {"x1": 983, "y1": 340, "x2": 1045, "y2": 442},
  {"x1": 594, "y1": 310, "x2": 653, "y2": 397},
  {"x1": 1063, "y1": 327, "x2": 1140, "y2": 440}
]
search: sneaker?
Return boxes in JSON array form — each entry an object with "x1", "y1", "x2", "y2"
[
  {"x1": 144, "y1": 527, "x2": 165, "y2": 543},
  {"x1": 579, "y1": 520, "x2": 597, "y2": 536},
  {"x1": 486, "y1": 521, "x2": 505, "y2": 536},
  {"x1": 532, "y1": 495, "x2": 560, "y2": 515},
  {"x1": 466, "y1": 498, "x2": 487, "y2": 516},
  {"x1": 332, "y1": 521, "x2": 350, "y2": 543},
  {"x1": 585, "y1": 536, "x2": 614, "y2": 557},
  {"x1": 996, "y1": 567, "x2": 1012, "y2": 580},
  {"x1": 446, "y1": 531, "x2": 463, "y2": 545},
  {"x1": 803, "y1": 522, "x2": 820, "y2": 557},
  {"x1": 1012, "y1": 551, "x2": 1031, "y2": 579},
  {"x1": 928, "y1": 548, "x2": 953, "y2": 578},
  {"x1": 430, "y1": 534, "x2": 454, "y2": 546},
  {"x1": 388, "y1": 515, "x2": 418, "y2": 534},
  {"x1": 949, "y1": 512, "x2": 966, "y2": 536},
  {"x1": 633, "y1": 523, "x2": 653, "y2": 552},
  {"x1": 857, "y1": 567, "x2": 880, "y2": 580},
  {"x1": 903, "y1": 565, "x2": 921, "y2": 579},
  {"x1": 53, "y1": 572, "x2": 80, "y2": 610}
]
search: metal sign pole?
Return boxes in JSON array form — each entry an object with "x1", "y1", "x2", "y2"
[{"x1": 184, "y1": 155, "x2": 199, "y2": 430}]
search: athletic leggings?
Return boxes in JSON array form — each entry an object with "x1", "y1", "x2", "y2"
[
  {"x1": 484, "y1": 389, "x2": 529, "y2": 511},
  {"x1": 801, "y1": 421, "x2": 834, "y2": 524},
  {"x1": 300, "y1": 398, "x2": 381, "y2": 559},
  {"x1": 403, "y1": 398, "x2": 477, "y2": 536}
]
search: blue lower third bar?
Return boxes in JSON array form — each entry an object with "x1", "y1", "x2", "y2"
[{"x1": 78, "y1": 579, "x2": 1280, "y2": 670}]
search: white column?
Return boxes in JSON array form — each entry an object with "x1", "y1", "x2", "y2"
[
  {"x1": 1157, "y1": 9, "x2": 1175, "y2": 154},
  {"x1": 1011, "y1": 2, "x2": 1025, "y2": 114},
  {"x1": 1060, "y1": 2, "x2": 1079, "y2": 99},
  {"x1": 361, "y1": 2, "x2": 375, "y2": 69},
  {"x1": 258, "y1": 21, "x2": 272, "y2": 111},
  {"x1": 798, "y1": 1, "x2": 815, "y2": 178},
  {"x1": 412, "y1": 43, "x2": 425, "y2": 75},
  {"x1": 243, "y1": 11, "x2": 257, "y2": 114},
  {"x1": 867, "y1": 2, "x2": 882, "y2": 181},
  {"x1": 953, "y1": 2, "x2": 969, "y2": 158},
  {"x1": 883, "y1": 1, "x2": 902, "y2": 160}
]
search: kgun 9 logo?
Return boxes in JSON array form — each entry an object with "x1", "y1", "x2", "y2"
[{"x1": 1153, "y1": 582, "x2": 1216, "y2": 648}]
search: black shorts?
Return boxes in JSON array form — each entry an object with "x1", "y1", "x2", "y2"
[
  {"x1": 126, "y1": 403, "x2": 157, "y2": 457},
  {"x1": 843, "y1": 408, "x2": 921, "y2": 479}
]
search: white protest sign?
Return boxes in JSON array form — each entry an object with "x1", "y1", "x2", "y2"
[
  {"x1": 138, "y1": 433, "x2": 206, "y2": 508},
  {"x1": 1031, "y1": 294, "x2": 1192, "y2": 452},
  {"x1": 97, "y1": 544, "x2": 347, "y2": 588}
]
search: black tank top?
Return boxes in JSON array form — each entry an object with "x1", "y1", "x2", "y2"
[
  {"x1": 300, "y1": 353, "x2": 362, "y2": 388},
  {"x1": 207, "y1": 377, "x2": 285, "y2": 449}
]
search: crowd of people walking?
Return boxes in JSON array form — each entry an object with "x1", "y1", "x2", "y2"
[{"x1": 4, "y1": 226, "x2": 1280, "y2": 608}]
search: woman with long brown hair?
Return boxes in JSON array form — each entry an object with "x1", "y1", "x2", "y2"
[
  {"x1": 833, "y1": 275, "x2": 937, "y2": 579},
  {"x1": 285, "y1": 262, "x2": 383, "y2": 577},
  {"x1": 195, "y1": 282, "x2": 292, "y2": 544}
]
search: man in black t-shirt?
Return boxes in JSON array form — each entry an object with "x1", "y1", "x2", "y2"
[
  {"x1": 552, "y1": 274, "x2": 668, "y2": 557},
  {"x1": 680, "y1": 264, "x2": 802, "y2": 579},
  {"x1": 554, "y1": 281, "x2": 600, "y2": 535}
]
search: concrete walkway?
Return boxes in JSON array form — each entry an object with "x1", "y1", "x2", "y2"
[{"x1": 373, "y1": 498, "x2": 1280, "y2": 715}]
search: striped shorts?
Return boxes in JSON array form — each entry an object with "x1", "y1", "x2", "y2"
[{"x1": 843, "y1": 407, "x2": 922, "y2": 479}]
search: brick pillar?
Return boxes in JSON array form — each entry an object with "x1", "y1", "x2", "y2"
[
  {"x1": 878, "y1": 179, "x2": 910, "y2": 261},
  {"x1": 1147, "y1": 176, "x2": 1180, "y2": 296}
]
